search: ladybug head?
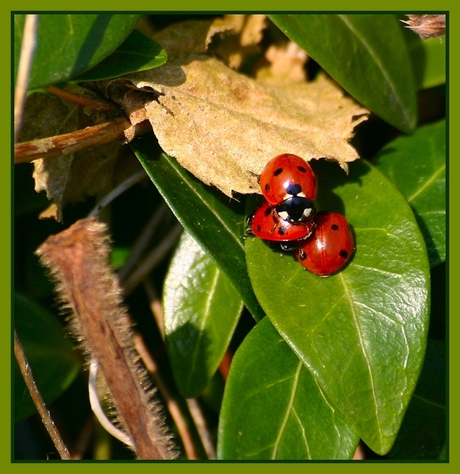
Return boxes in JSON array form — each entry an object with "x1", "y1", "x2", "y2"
[
  {"x1": 276, "y1": 197, "x2": 316, "y2": 223},
  {"x1": 285, "y1": 183, "x2": 303, "y2": 196}
]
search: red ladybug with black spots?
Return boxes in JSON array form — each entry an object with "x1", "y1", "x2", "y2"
[
  {"x1": 259, "y1": 154, "x2": 318, "y2": 224},
  {"x1": 248, "y1": 201, "x2": 315, "y2": 243},
  {"x1": 296, "y1": 211, "x2": 355, "y2": 276}
]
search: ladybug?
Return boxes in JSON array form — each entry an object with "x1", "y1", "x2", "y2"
[
  {"x1": 296, "y1": 212, "x2": 355, "y2": 277},
  {"x1": 259, "y1": 154, "x2": 318, "y2": 224},
  {"x1": 248, "y1": 202, "x2": 315, "y2": 243},
  {"x1": 259, "y1": 154, "x2": 318, "y2": 205}
]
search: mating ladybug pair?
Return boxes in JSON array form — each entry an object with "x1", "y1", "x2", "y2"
[{"x1": 247, "y1": 154, "x2": 355, "y2": 277}]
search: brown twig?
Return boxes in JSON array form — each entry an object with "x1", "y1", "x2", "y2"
[
  {"x1": 14, "y1": 330, "x2": 71, "y2": 460},
  {"x1": 14, "y1": 118, "x2": 146, "y2": 164},
  {"x1": 186, "y1": 398, "x2": 217, "y2": 460},
  {"x1": 143, "y1": 278, "x2": 166, "y2": 340},
  {"x1": 44, "y1": 85, "x2": 119, "y2": 113}
]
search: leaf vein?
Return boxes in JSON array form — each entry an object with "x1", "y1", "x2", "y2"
[
  {"x1": 337, "y1": 15, "x2": 411, "y2": 126},
  {"x1": 406, "y1": 164, "x2": 445, "y2": 202},
  {"x1": 340, "y1": 273, "x2": 384, "y2": 445},
  {"x1": 272, "y1": 361, "x2": 303, "y2": 459}
]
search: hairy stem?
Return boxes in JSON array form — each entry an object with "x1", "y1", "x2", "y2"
[{"x1": 36, "y1": 217, "x2": 178, "y2": 460}]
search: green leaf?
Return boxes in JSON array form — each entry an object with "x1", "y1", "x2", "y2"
[
  {"x1": 386, "y1": 339, "x2": 446, "y2": 460},
  {"x1": 402, "y1": 23, "x2": 446, "y2": 89},
  {"x1": 164, "y1": 231, "x2": 243, "y2": 398},
  {"x1": 374, "y1": 119, "x2": 446, "y2": 266},
  {"x1": 218, "y1": 317, "x2": 360, "y2": 460},
  {"x1": 14, "y1": 292, "x2": 81, "y2": 421},
  {"x1": 72, "y1": 30, "x2": 167, "y2": 82},
  {"x1": 131, "y1": 136, "x2": 264, "y2": 321},
  {"x1": 420, "y1": 38, "x2": 446, "y2": 88},
  {"x1": 270, "y1": 14, "x2": 417, "y2": 133},
  {"x1": 14, "y1": 14, "x2": 142, "y2": 89},
  {"x1": 245, "y1": 158, "x2": 430, "y2": 455}
]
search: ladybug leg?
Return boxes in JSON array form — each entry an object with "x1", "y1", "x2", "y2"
[
  {"x1": 244, "y1": 223, "x2": 254, "y2": 238},
  {"x1": 298, "y1": 246, "x2": 306, "y2": 260},
  {"x1": 268, "y1": 221, "x2": 280, "y2": 235},
  {"x1": 266, "y1": 211, "x2": 282, "y2": 236},
  {"x1": 244, "y1": 209, "x2": 258, "y2": 238}
]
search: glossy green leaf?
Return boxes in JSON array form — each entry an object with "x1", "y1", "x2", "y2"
[
  {"x1": 14, "y1": 292, "x2": 81, "y2": 421},
  {"x1": 164, "y1": 231, "x2": 243, "y2": 398},
  {"x1": 374, "y1": 119, "x2": 446, "y2": 266},
  {"x1": 218, "y1": 317, "x2": 360, "y2": 460},
  {"x1": 245, "y1": 158, "x2": 430, "y2": 455},
  {"x1": 270, "y1": 14, "x2": 417, "y2": 133},
  {"x1": 386, "y1": 339, "x2": 446, "y2": 460},
  {"x1": 73, "y1": 30, "x2": 167, "y2": 82},
  {"x1": 131, "y1": 136, "x2": 264, "y2": 320},
  {"x1": 14, "y1": 14, "x2": 142, "y2": 89}
]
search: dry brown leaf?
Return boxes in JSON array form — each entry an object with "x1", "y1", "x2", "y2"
[
  {"x1": 18, "y1": 91, "x2": 81, "y2": 142},
  {"x1": 152, "y1": 15, "x2": 266, "y2": 67},
  {"x1": 152, "y1": 18, "x2": 233, "y2": 56},
  {"x1": 255, "y1": 41, "x2": 309, "y2": 85},
  {"x1": 20, "y1": 91, "x2": 138, "y2": 221},
  {"x1": 210, "y1": 14, "x2": 267, "y2": 69},
  {"x1": 401, "y1": 14, "x2": 446, "y2": 40},
  {"x1": 33, "y1": 141, "x2": 123, "y2": 221},
  {"x1": 121, "y1": 54, "x2": 367, "y2": 198}
]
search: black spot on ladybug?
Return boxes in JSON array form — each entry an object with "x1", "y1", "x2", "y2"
[
  {"x1": 331, "y1": 224, "x2": 339, "y2": 231},
  {"x1": 297, "y1": 165, "x2": 307, "y2": 173},
  {"x1": 273, "y1": 167, "x2": 284, "y2": 176},
  {"x1": 339, "y1": 249, "x2": 349, "y2": 259},
  {"x1": 264, "y1": 183, "x2": 271, "y2": 193},
  {"x1": 264, "y1": 206, "x2": 272, "y2": 217},
  {"x1": 256, "y1": 225, "x2": 262, "y2": 232},
  {"x1": 278, "y1": 225, "x2": 287, "y2": 236}
]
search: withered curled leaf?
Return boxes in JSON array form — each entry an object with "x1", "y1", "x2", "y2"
[{"x1": 115, "y1": 33, "x2": 367, "y2": 198}]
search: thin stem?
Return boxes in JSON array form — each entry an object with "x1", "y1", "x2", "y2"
[
  {"x1": 44, "y1": 85, "x2": 118, "y2": 113},
  {"x1": 134, "y1": 334, "x2": 199, "y2": 460},
  {"x1": 14, "y1": 330, "x2": 71, "y2": 460},
  {"x1": 121, "y1": 223, "x2": 183, "y2": 296},
  {"x1": 14, "y1": 14, "x2": 38, "y2": 141},
  {"x1": 186, "y1": 398, "x2": 217, "y2": 460},
  {"x1": 87, "y1": 169, "x2": 147, "y2": 217},
  {"x1": 143, "y1": 278, "x2": 165, "y2": 339},
  {"x1": 88, "y1": 358, "x2": 134, "y2": 448},
  {"x1": 117, "y1": 203, "x2": 172, "y2": 282}
]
